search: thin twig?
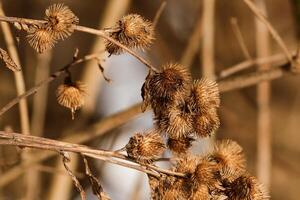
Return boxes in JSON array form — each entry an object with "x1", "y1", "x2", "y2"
[
  {"x1": 0, "y1": 16, "x2": 158, "y2": 72},
  {"x1": 230, "y1": 17, "x2": 252, "y2": 60},
  {"x1": 60, "y1": 152, "x2": 86, "y2": 200},
  {"x1": 0, "y1": 53, "x2": 101, "y2": 116},
  {"x1": 254, "y1": 0, "x2": 271, "y2": 189},
  {"x1": 202, "y1": 0, "x2": 216, "y2": 79},
  {"x1": 243, "y1": 0, "x2": 293, "y2": 63},
  {"x1": 0, "y1": 131, "x2": 184, "y2": 178},
  {"x1": 153, "y1": 1, "x2": 167, "y2": 27}
]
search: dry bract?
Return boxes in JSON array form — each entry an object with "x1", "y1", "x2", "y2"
[
  {"x1": 26, "y1": 3, "x2": 78, "y2": 53},
  {"x1": 126, "y1": 130, "x2": 165, "y2": 163},
  {"x1": 27, "y1": 27, "x2": 57, "y2": 53},
  {"x1": 212, "y1": 140, "x2": 247, "y2": 182},
  {"x1": 0, "y1": 48, "x2": 21, "y2": 71},
  {"x1": 45, "y1": 4, "x2": 79, "y2": 40},
  {"x1": 56, "y1": 80, "x2": 86, "y2": 119},
  {"x1": 105, "y1": 14, "x2": 155, "y2": 55},
  {"x1": 223, "y1": 174, "x2": 269, "y2": 200}
]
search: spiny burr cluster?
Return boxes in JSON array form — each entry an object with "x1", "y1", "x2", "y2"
[
  {"x1": 105, "y1": 14, "x2": 155, "y2": 55},
  {"x1": 142, "y1": 63, "x2": 220, "y2": 154},
  {"x1": 27, "y1": 4, "x2": 79, "y2": 53},
  {"x1": 149, "y1": 140, "x2": 269, "y2": 200},
  {"x1": 122, "y1": 63, "x2": 269, "y2": 199}
]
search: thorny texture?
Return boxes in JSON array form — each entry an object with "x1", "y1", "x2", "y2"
[
  {"x1": 148, "y1": 141, "x2": 269, "y2": 200},
  {"x1": 56, "y1": 78, "x2": 86, "y2": 119},
  {"x1": 26, "y1": 4, "x2": 79, "y2": 53},
  {"x1": 105, "y1": 14, "x2": 155, "y2": 55},
  {"x1": 126, "y1": 130, "x2": 166, "y2": 163},
  {"x1": 0, "y1": 48, "x2": 21, "y2": 71},
  {"x1": 0, "y1": 2, "x2": 292, "y2": 199}
]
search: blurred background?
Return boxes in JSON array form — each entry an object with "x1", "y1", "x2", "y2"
[{"x1": 0, "y1": 0, "x2": 299, "y2": 199}]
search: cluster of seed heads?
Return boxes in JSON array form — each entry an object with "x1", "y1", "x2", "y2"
[
  {"x1": 124, "y1": 63, "x2": 269, "y2": 199},
  {"x1": 25, "y1": 4, "x2": 79, "y2": 53}
]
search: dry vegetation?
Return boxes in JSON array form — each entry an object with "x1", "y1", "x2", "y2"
[{"x1": 0, "y1": 0, "x2": 299, "y2": 199}]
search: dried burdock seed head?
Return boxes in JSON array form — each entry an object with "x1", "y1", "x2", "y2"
[
  {"x1": 27, "y1": 26, "x2": 57, "y2": 53},
  {"x1": 190, "y1": 79, "x2": 220, "y2": 112},
  {"x1": 191, "y1": 184, "x2": 210, "y2": 200},
  {"x1": 45, "y1": 4, "x2": 79, "y2": 40},
  {"x1": 56, "y1": 78, "x2": 86, "y2": 119},
  {"x1": 125, "y1": 130, "x2": 165, "y2": 163},
  {"x1": 192, "y1": 157, "x2": 223, "y2": 191},
  {"x1": 211, "y1": 140, "x2": 246, "y2": 182},
  {"x1": 174, "y1": 154, "x2": 198, "y2": 174},
  {"x1": 142, "y1": 63, "x2": 192, "y2": 111},
  {"x1": 192, "y1": 108, "x2": 220, "y2": 138},
  {"x1": 161, "y1": 179, "x2": 192, "y2": 200},
  {"x1": 165, "y1": 104, "x2": 193, "y2": 138},
  {"x1": 0, "y1": 48, "x2": 21, "y2": 71},
  {"x1": 105, "y1": 14, "x2": 154, "y2": 55},
  {"x1": 167, "y1": 137, "x2": 195, "y2": 155},
  {"x1": 224, "y1": 174, "x2": 269, "y2": 200}
]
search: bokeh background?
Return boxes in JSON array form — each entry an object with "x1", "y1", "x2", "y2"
[{"x1": 0, "y1": 0, "x2": 299, "y2": 199}]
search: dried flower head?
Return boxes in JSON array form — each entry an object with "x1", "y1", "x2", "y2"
[
  {"x1": 224, "y1": 174, "x2": 269, "y2": 200},
  {"x1": 27, "y1": 26, "x2": 57, "y2": 53},
  {"x1": 192, "y1": 108, "x2": 220, "y2": 138},
  {"x1": 174, "y1": 154, "x2": 198, "y2": 174},
  {"x1": 125, "y1": 130, "x2": 165, "y2": 163},
  {"x1": 142, "y1": 63, "x2": 192, "y2": 113},
  {"x1": 190, "y1": 79, "x2": 220, "y2": 111},
  {"x1": 166, "y1": 104, "x2": 194, "y2": 138},
  {"x1": 191, "y1": 184, "x2": 210, "y2": 200},
  {"x1": 0, "y1": 48, "x2": 21, "y2": 71},
  {"x1": 105, "y1": 14, "x2": 154, "y2": 55},
  {"x1": 45, "y1": 4, "x2": 79, "y2": 40},
  {"x1": 167, "y1": 136, "x2": 194, "y2": 154},
  {"x1": 192, "y1": 157, "x2": 222, "y2": 191},
  {"x1": 211, "y1": 140, "x2": 246, "y2": 182},
  {"x1": 56, "y1": 79, "x2": 86, "y2": 119}
]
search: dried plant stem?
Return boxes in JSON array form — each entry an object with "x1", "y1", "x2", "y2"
[
  {"x1": 153, "y1": 1, "x2": 167, "y2": 27},
  {"x1": 243, "y1": 0, "x2": 293, "y2": 63},
  {"x1": 81, "y1": 0, "x2": 131, "y2": 115},
  {"x1": 0, "y1": 4, "x2": 33, "y2": 200},
  {"x1": 180, "y1": 11, "x2": 202, "y2": 67},
  {"x1": 230, "y1": 17, "x2": 252, "y2": 60},
  {"x1": 0, "y1": 103, "x2": 143, "y2": 187},
  {"x1": 0, "y1": 53, "x2": 101, "y2": 116},
  {"x1": 0, "y1": 131, "x2": 184, "y2": 178},
  {"x1": 202, "y1": 0, "x2": 216, "y2": 79},
  {"x1": 60, "y1": 153, "x2": 86, "y2": 200},
  {"x1": 0, "y1": 16, "x2": 157, "y2": 72},
  {"x1": 255, "y1": 0, "x2": 271, "y2": 189},
  {"x1": 219, "y1": 51, "x2": 289, "y2": 79}
]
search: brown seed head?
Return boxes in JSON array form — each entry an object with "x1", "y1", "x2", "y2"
[
  {"x1": 174, "y1": 154, "x2": 198, "y2": 174},
  {"x1": 211, "y1": 140, "x2": 246, "y2": 182},
  {"x1": 191, "y1": 184, "x2": 210, "y2": 200},
  {"x1": 27, "y1": 26, "x2": 57, "y2": 53},
  {"x1": 167, "y1": 137, "x2": 194, "y2": 154},
  {"x1": 142, "y1": 63, "x2": 192, "y2": 114},
  {"x1": 191, "y1": 79, "x2": 220, "y2": 111},
  {"x1": 126, "y1": 130, "x2": 165, "y2": 163},
  {"x1": 224, "y1": 174, "x2": 269, "y2": 200},
  {"x1": 192, "y1": 157, "x2": 223, "y2": 191},
  {"x1": 192, "y1": 109, "x2": 220, "y2": 138},
  {"x1": 56, "y1": 80, "x2": 86, "y2": 119},
  {"x1": 0, "y1": 48, "x2": 21, "y2": 71},
  {"x1": 105, "y1": 14, "x2": 155, "y2": 54},
  {"x1": 45, "y1": 4, "x2": 79, "y2": 40}
]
